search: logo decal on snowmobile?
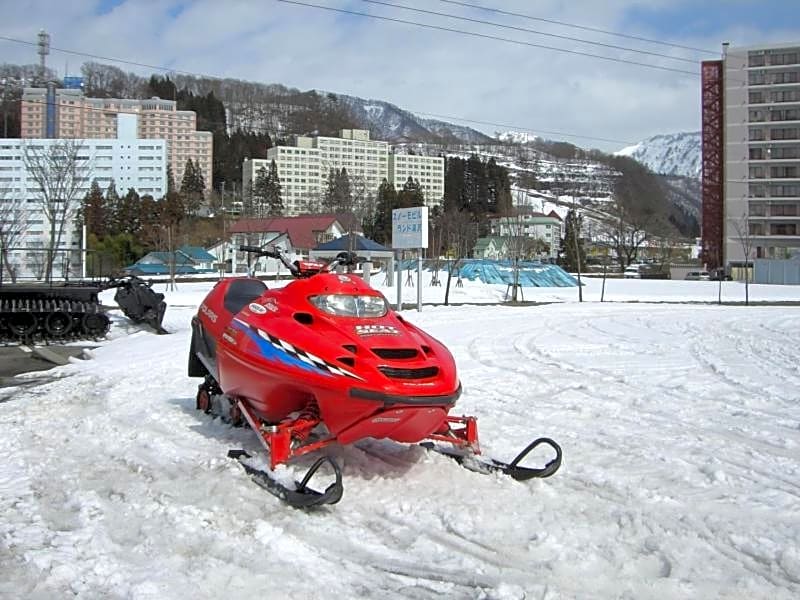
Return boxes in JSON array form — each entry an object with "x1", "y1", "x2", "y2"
[
  {"x1": 355, "y1": 324, "x2": 400, "y2": 337},
  {"x1": 338, "y1": 275, "x2": 351, "y2": 283},
  {"x1": 232, "y1": 318, "x2": 362, "y2": 380},
  {"x1": 200, "y1": 303, "x2": 218, "y2": 323},
  {"x1": 249, "y1": 303, "x2": 267, "y2": 315},
  {"x1": 263, "y1": 299, "x2": 279, "y2": 313}
]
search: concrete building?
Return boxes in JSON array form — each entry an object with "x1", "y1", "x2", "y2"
[
  {"x1": 702, "y1": 42, "x2": 800, "y2": 268},
  {"x1": 488, "y1": 212, "x2": 563, "y2": 259},
  {"x1": 243, "y1": 129, "x2": 444, "y2": 216},
  {"x1": 388, "y1": 153, "x2": 445, "y2": 206},
  {"x1": 0, "y1": 115, "x2": 167, "y2": 279},
  {"x1": 20, "y1": 87, "x2": 212, "y2": 191}
]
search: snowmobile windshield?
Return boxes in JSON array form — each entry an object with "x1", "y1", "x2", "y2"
[{"x1": 309, "y1": 294, "x2": 388, "y2": 318}]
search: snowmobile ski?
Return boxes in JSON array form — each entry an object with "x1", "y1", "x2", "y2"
[
  {"x1": 421, "y1": 437, "x2": 562, "y2": 481},
  {"x1": 227, "y1": 449, "x2": 344, "y2": 508}
]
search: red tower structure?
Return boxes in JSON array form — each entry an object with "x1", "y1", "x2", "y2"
[{"x1": 701, "y1": 60, "x2": 724, "y2": 269}]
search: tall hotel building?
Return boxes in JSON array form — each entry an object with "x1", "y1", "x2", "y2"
[
  {"x1": 1, "y1": 113, "x2": 167, "y2": 279},
  {"x1": 20, "y1": 87, "x2": 212, "y2": 191},
  {"x1": 243, "y1": 129, "x2": 444, "y2": 216},
  {"x1": 702, "y1": 42, "x2": 800, "y2": 267}
]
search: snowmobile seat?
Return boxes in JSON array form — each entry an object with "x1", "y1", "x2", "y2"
[{"x1": 224, "y1": 279, "x2": 268, "y2": 315}]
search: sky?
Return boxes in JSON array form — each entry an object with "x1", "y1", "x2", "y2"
[{"x1": 2, "y1": 0, "x2": 800, "y2": 151}]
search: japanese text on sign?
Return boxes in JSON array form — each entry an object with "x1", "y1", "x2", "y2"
[{"x1": 391, "y1": 206, "x2": 429, "y2": 249}]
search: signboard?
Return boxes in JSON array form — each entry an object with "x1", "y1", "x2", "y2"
[
  {"x1": 63, "y1": 76, "x2": 84, "y2": 90},
  {"x1": 391, "y1": 206, "x2": 428, "y2": 249}
]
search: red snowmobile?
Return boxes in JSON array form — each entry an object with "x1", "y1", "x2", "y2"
[{"x1": 188, "y1": 245, "x2": 561, "y2": 507}]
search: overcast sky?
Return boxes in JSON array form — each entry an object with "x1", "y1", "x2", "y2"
[{"x1": 2, "y1": 0, "x2": 800, "y2": 151}]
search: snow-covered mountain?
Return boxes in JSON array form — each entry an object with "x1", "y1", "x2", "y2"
[
  {"x1": 615, "y1": 132, "x2": 701, "y2": 178},
  {"x1": 336, "y1": 95, "x2": 493, "y2": 144}
]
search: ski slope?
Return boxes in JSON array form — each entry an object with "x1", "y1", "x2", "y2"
[{"x1": 2, "y1": 278, "x2": 800, "y2": 599}]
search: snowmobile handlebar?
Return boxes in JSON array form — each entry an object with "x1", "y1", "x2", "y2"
[{"x1": 238, "y1": 245, "x2": 359, "y2": 278}]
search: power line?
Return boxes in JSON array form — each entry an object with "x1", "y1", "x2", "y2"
[
  {"x1": 0, "y1": 28, "x2": 671, "y2": 146},
  {"x1": 273, "y1": 0, "x2": 701, "y2": 77},
  {"x1": 437, "y1": 0, "x2": 720, "y2": 56},
  {"x1": 408, "y1": 110, "x2": 637, "y2": 145},
  {"x1": 359, "y1": 0, "x2": 699, "y2": 65}
]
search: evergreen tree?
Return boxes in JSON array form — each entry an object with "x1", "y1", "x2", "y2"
[
  {"x1": 322, "y1": 167, "x2": 338, "y2": 212},
  {"x1": 180, "y1": 159, "x2": 205, "y2": 215},
  {"x1": 265, "y1": 159, "x2": 283, "y2": 216},
  {"x1": 251, "y1": 165, "x2": 270, "y2": 218},
  {"x1": 397, "y1": 177, "x2": 425, "y2": 208},
  {"x1": 560, "y1": 208, "x2": 586, "y2": 272},
  {"x1": 117, "y1": 188, "x2": 142, "y2": 236},
  {"x1": 81, "y1": 179, "x2": 107, "y2": 239},
  {"x1": 333, "y1": 167, "x2": 352, "y2": 213},
  {"x1": 371, "y1": 179, "x2": 398, "y2": 245},
  {"x1": 104, "y1": 181, "x2": 121, "y2": 236}
]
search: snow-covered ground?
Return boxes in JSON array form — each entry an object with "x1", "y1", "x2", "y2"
[{"x1": 2, "y1": 277, "x2": 800, "y2": 599}]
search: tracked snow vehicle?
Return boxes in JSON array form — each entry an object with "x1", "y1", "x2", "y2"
[
  {"x1": 189, "y1": 246, "x2": 561, "y2": 508},
  {"x1": 0, "y1": 276, "x2": 167, "y2": 343}
]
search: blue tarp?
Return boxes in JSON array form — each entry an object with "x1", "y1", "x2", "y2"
[{"x1": 398, "y1": 259, "x2": 577, "y2": 287}]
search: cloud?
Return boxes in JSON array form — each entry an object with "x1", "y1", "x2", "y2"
[{"x1": 2, "y1": 0, "x2": 800, "y2": 151}]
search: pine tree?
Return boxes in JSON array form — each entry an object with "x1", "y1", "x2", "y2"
[
  {"x1": 117, "y1": 188, "x2": 141, "y2": 236},
  {"x1": 371, "y1": 179, "x2": 398, "y2": 245},
  {"x1": 333, "y1": 168, "x2": 352, "y2": 213},
  {"x1": 81, "y1": 179, "x2": 107, "y2": 239},
  {"x1": 180, "y1": 158, "x2": 205, "y2": 215},
  {"x1": 265, "y1": 159, "x2": 283, "y2": 216},
  {"x1": 397, "y1": 176, "x2": 425, "y2": 208},
  {"x1": 560, "y1": 208, "x2": 585, "y2": 272},
  {"x1": 105, "y1": 180, "x2": 121, "y2": 236},
  {"x1": 322, "y1": 167, "x2": 337, "y2": 212},
  {"x1": 251, "y1": 165, "x2": 270, "y2": 218}
]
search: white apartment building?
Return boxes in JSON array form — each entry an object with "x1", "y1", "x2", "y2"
[
  {"x1": 20, "y1": 87, "x2": 212, "y2": 191},
  {"x1": 488, "y1": 213, "x2": 563, "y2": 259},
  {"x1": 721, "y1": 42, "x2": 800, "y2": 262},
  {"x1": 388, "y1": 153, "x2": 445, "y2": 207},
  {"x1": 243, "y1": 129, "x2": 444, "y2": 216},
  {"x1": 0, "y1": 115, "x2": 167, "y2": 279}
]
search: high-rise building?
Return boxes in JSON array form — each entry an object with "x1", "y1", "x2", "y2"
[
  {"x1": 243, "y1": 130, "x2": 444, "y2": 217},
  {"x1": 0, "y1": 114, "x2": 167, "y2": 279},
  {"x1": 20, "y1": 87, "x2": 212, "y2": 191},
  {"x1": 702, "y1": 42, "x2": 800, "y2": 267}
]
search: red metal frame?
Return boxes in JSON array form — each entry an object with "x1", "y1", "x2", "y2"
[
  {"x1": 238, "y1": 399, "x2": 482, "y2": 470},
  {"x1": 701, "y1": 60, "x2": 725, "y2": 269}
]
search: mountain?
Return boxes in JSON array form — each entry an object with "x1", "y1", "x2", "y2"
[
  {"x1": 615, "y1": 132, "x2": 701, "y2": 179},
  {"x1": 336, "y1": 95, "x2": 493, "y2": 144}
]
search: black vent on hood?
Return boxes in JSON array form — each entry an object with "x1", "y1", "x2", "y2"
[
  {"x1": 379, "y1": 366, "x2": 439, "y2": 379},
  {"x1": 372, "y1": 348, "x2": 418, "y2": 359}
]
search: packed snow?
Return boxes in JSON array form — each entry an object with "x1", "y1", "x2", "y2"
[{"x1": 2, "y1": 275, "x2": 800, "y2": 599}]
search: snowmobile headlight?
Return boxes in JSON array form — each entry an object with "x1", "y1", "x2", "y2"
[{"x1": 309, "y1": 294, "x2": 388, "y2": 318}]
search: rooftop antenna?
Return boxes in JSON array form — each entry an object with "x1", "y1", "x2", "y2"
[{"x1": 37, "y1": 29, "x2": 50, "y2": 83}]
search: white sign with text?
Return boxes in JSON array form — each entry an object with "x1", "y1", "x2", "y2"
[{"x1": 391, "y1": 206, "x2": 429, "y2": 249}]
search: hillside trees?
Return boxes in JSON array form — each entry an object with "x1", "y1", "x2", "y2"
[{"x1": 600, "y1": 156, "x2": 672, "y2": 268}]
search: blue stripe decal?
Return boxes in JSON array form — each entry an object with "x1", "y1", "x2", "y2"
[{"x1": 231, "y1": 320, "x2": 333, "y2": 377}]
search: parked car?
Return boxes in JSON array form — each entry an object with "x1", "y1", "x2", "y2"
[
  {"x1": 684, "y1": 271, "x2": 710, "y2": 281},
  {"x1": 623, "y1": 265, "x2": 643, "y2": 279}
]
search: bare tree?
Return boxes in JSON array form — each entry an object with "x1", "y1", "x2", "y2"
[
  {"x1": 732, "y1": 212, "x2": 755, "y2": 306},
  {"x1": 0, "y1": 184, "x2": 28, "y2": 282},
  {"x1": 23, "y1": 140, "x2": 91, "y2": 282}
]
